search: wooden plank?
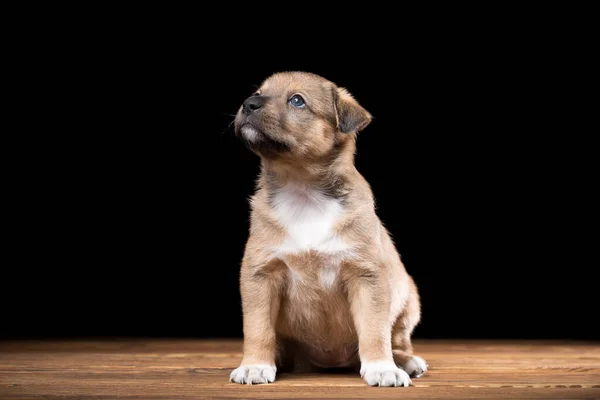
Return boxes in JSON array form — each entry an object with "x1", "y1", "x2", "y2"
[{"x1": 0, "y1": 339, "x2": 599, "y2": 399}]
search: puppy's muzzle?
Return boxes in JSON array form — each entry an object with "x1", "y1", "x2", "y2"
[{"x1": 242, "y1": 96, "x2": 264, "y2": 116}]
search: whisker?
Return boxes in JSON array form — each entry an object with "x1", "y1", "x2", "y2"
[
  {"x1": 217, "y1": 111, "x2": 239, "y2": 135},
  {"x1": 219, "y1": 118, "x2": 237, "y2": 135}
]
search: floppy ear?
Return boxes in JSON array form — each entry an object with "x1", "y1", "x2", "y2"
[{"x1": 333, "y1": 87, "x2": 372, "y2": 134}]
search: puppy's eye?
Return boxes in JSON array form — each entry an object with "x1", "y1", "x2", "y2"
[
  {"x1": 252, "y1": 91, "x2": 260, "y2": 96},
  {"x1": 289, "y1": 95, "x2": 305, "y2": 108}
]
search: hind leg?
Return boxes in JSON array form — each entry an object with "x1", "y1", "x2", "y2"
[{"x1": 392, "y1": 277, "x2": 428, "y2": 378}]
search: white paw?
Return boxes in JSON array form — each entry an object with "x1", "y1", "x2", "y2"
[
  {"x1": 360, "y1": 361, "x2": 412, "y2": 387},
  {"x1": 229, "y1": 364, "x2": 276, "y2": 385},
  {"x1": 402, "y1": 355, "x2": 428, "y2": 378}
]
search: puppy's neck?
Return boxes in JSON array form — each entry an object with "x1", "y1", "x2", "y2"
[{"x1": 260, "y1": 140, "x2": 356, "y2": 202}]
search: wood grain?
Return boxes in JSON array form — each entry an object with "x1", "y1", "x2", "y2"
[{"x1": 1, "y1": 339, "x2": 599, "y2": 399}]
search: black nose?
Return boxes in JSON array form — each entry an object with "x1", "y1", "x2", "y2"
[{"x1": 242, "y1": 96, "x2": 264, "y2": 115}]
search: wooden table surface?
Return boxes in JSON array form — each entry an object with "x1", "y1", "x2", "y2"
[{"x1": 0, "y1": 339, "x2": 599, "y2": 399}]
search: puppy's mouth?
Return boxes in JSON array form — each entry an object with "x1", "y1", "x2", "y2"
[
  {"x1": 239, "y1": 124, "x2": 263, "y2": 143},
  {"x1": 238, "y1": 123, "x2": 290, "y2": 154}
]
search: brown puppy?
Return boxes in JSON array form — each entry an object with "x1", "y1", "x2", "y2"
[{"x1": 230, "y1": 72, "x2": 427, "y2": 387}]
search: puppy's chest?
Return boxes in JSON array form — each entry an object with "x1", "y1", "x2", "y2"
[{"x1": 269, "y1": 185, "x2": 352, "y2": 289}]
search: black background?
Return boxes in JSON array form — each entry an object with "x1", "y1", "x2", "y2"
[{"x1": 3, "y1": 22, "x2": 596, "y2": 342}]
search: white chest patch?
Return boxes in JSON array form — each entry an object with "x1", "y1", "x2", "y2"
[
  {"x1": 270, "y1": 182, "x2": 352, "y2": 288},
  {"x1": 272, "y1": 183, "x2": 349, "y2": 253}
]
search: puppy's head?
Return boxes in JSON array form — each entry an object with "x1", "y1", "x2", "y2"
[{"x1": 234, "y1": 72, "x2": 372, "y2": 160}]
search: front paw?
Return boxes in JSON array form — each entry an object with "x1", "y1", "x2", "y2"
[
  {"x1": 229, "y1": 364, "x2": 277, "y2": 385},
  {"x1": 360, "y1": 361, "x2": 412, "y2": 387}
]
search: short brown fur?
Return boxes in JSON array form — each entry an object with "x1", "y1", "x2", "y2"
[{"x1": 231, "y1": 72, "x2": 426, "y2": 387}]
